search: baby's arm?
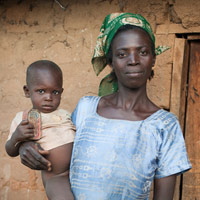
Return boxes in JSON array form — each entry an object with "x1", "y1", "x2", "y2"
[
  {"x1": 5, "y1": 120, "x2": 34, "y2": 157},
  {"x1": 41, "y1": 143, "x2": 74, "y2": 200}
]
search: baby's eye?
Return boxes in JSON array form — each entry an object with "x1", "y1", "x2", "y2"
[
  {"x1": 37, "y1": 89, "x2": 45, "y2": 94},
  {"x1": 52, "y1": 90, "x2": 59, "y2": 95}
]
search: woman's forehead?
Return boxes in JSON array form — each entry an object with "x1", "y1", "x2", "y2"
[{"x1": 112, "y1": 29, "x2": 152, "y2": 49}]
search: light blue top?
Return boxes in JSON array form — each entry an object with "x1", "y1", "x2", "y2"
[{"x1": 70, "y1": 96, "x2": 191, "y2": 200}]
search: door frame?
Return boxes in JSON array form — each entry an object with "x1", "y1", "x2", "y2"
[{"x1": 170, "y1": 35, "x2": 200, "y2": 199}]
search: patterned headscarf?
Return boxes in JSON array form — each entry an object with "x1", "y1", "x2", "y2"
[{"x1": 92, "y1": 13, "x2": 170, "y2": 96}]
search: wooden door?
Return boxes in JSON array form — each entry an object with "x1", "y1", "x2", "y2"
[{"x1": 182, "y1": 40, "x2": 200, "y2": 199}]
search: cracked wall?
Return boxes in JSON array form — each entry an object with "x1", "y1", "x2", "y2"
[{"x1": 0, "y1": 0, "x2": 200, "y2": 199}]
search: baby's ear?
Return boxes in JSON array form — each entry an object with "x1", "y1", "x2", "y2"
[{"x1": 23, "y1": 85, "x2": 30, "y2": 98}]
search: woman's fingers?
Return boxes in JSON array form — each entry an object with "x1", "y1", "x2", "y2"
[
  {"x1": 37, "y1": 146, "x2": 52, "y2": 171},
  {"x1": 30, "y1": 148, "x2": 51, "y2": 171},
  {"x1": 21, "y1": 156, "x2": 43, "y2": 170},
  {"x1": 20, "y1": 147, "x2": 49, "y2": 170},
  {"x1": 19, "y1": 142, "x2": 51, "y2": 170}
]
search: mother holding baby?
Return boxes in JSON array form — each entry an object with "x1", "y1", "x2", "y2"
[{"x1": 19, "y1": 13, "x2": 191, "y2": 200}]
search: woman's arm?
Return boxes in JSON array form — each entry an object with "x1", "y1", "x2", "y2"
[
  {"x1": 41, "y1": 143, "x2": 74, "y2": 200},
  {"x1": 44, "y1": 174, "x2": 74, "y2": 200},
  {"x1": 18, "y1": 141, "x2": 74, "y2": 199},
  {"x1": 153, "y1": 175, "x2": 176, "y2": 200}
]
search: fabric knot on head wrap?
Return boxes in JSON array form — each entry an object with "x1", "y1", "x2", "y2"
[{"x1": 92, "y1": 13, "x2": 170, "y2": 96}]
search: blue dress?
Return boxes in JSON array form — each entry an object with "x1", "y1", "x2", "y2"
[{"x1": 70, "y1": 96, "x2": 191, "y2": 200}]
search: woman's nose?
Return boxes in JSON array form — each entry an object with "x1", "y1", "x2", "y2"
[{"x1": 128, "y1": 52, "x2": 139, "y2": 65}]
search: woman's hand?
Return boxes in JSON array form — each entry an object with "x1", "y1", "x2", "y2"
[{"x1": 19, "y1": 141, "x2": 51, "y2": 171}]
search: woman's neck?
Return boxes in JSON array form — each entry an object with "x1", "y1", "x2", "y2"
[
  {"x1": 114, "y1": 85, "x2": 150, "y2": 111},
  {"x1": 98, "y1": 84, "x2": 160, "y2": 121}
]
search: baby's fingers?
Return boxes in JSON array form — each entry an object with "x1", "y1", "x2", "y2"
[
  {"x1": 20, "y1": 120, "x2": 29, "y2": 125},
  {"x1": 24, "y1": 132, "x2": 35, "y2": 139},
  {"x1": 20, "y1": 120, "x2": 34, "y2": 130}
]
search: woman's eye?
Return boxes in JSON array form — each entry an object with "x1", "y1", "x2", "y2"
[
  {"x1": 118, "y1": 52, "x2": 126, "y2": 58},
  {"x1": 140, "y1": 50, "x2": 147, "y2": 55},
  {"x1": 53, "y1": 90, "x2": 59, "y2": 95},
  {"x1": 38, "y1": 89, "x2": 44, "y2": 94}
]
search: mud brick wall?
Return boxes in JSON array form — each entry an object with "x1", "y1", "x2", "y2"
[{"x1": 1, "y1": 0, "x2": 200, "y2": 199}]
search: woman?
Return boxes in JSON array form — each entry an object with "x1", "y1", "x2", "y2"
[{"x1": 19, "y1": 13, "x2": 191, "y2": 199}]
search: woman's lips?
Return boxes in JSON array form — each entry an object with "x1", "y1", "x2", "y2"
[{"x1": 125, "y1": 71, "x2": 144, "y2": 77}]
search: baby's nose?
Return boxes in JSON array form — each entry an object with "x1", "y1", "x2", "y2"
[{"x1": 45, "y1": 93, "x2": 52, "y2": 100}]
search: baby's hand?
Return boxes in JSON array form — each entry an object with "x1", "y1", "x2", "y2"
[{"x1": 13, "y1": 120, "x2": 35, "y2": 143}]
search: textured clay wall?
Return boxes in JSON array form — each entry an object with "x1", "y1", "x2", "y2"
[{"x1": 0, "y1": 0, "x2": 200, "y2": 199}]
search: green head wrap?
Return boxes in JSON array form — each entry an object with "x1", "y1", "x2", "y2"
[{"x1": 92, "y1": 13, "x2": 170, "y2": 96}]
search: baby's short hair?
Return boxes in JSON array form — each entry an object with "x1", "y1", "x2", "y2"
[{"x1": 26, "y1": 60, "x2": 63, "y2": 86}]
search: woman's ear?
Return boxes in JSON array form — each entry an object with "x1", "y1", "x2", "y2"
[
  {"x1": 152, "y1": 55, "x2": 156, "y2": 67},
  {"x1": 109, "y1": 63, "x2": 114, "y2": 70},
  {"x1": 61, "y1": 88, "x2": 64, "y2": 94},
  {"x1": 23, "y1": 85, "x2": 30, "y2": 98}
]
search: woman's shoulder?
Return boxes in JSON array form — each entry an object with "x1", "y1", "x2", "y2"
[
  {"x1": 148, "y1": 109, "x2": 179, "y2": 129},
  {"x1": 73, "y1": 96, "x2": 100, "y2": 115},
  {"x1": 79, "y1": 95, "x2": 100, "y2": 101},
  {"x1": 77, "y1": 96, "x2": 100, "y2": 107},
  {"x1": 151, "y1": 109, "x2": 177, "y2": 120},
  {"x1": 146, "y1": 110, "x2": 183, "y2": 143},
  {"x1": 72, "y1": 96, "x2": 100, "y2": 126}
]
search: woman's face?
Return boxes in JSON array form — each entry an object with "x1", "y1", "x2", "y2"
[{"x1": 111, "y1": 28, "x2": 156, "y2": 90}]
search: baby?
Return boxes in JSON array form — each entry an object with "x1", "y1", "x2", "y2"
[{"x1": 5, "y1": 60, "x2": 75, "y2": 199}]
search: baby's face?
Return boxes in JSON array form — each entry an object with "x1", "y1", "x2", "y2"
[{"x1": 26, "y1": 69, "x2": 63, "y2": 113}]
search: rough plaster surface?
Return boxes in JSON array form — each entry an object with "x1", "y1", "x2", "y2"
[{"x1": 0, "y1": 0, "x2": 199, "y2": 199}]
